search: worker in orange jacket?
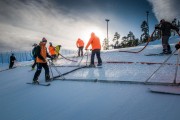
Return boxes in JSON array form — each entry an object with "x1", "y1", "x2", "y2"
[
  {"x1": 85, "y1": 32, "x2": 102, "y2": 67},
  {"x1": 76, "y1": 38, "x2": 84, "y2": 56},
  {"x1": 33, "y1": 37, "x2": 53, "y2": 83},
  {"x1": 49, "y1": 42, "x2": 57, "y2": 59}
]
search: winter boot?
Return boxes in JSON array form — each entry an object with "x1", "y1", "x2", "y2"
[
  {"x1": 160, "y1": 49, "x2": 171, "y2": 54},
  {"x1": 97, "y1": 63, "x2": 102, "y2": 66},
  {"x1": 45, "y1": 74, "x2": 51, "y2": 82},
  {"x1": 33, "y1": 78, "x2": 39, "y2": 84},
  {"x1": 163, "y1": 49, "x2": 172, "y2": 54},
  {"x1": 89, "y1": 64, "x2": 95, "y2": 67}
]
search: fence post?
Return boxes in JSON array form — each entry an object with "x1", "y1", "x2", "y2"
[
  {"x1": 0, "y1": 53, "x2": 3, "y2": 64},
  {"x1": 25, "y1": 51, "x2": 27, "y2": 61}
]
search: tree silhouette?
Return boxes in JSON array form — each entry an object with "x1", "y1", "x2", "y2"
[
  {"x1": 102, "y1": 38, "x2": 109, "y2": 50},
  {"x1": 140, "y1": 20, "x2": 149, "y2": 43},
  {"x1": 112, "y1": 32, "x2": 120, "y2": 48}
]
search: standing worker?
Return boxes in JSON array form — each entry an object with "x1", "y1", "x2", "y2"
[
  {"x1": 33, "y1": 37, "x2": 53, "y2": 83},
  {"x1": 49, "y1": 42, "x2": 57, "y2": 59},
  {"x1": 155, "y1": 19, "x2": 179, "y2": 54},
  {"x1": 76, "y1": 38, "x2": 84, "y2": 57},
  {"x1": 85, "y1": 32, "x2": 102, "y2": 67},
  {"x1": 55, "y1": 45, "x2": 62, "y2": 57},
  {"x1": 9, "y1": 53, "x2": 16, "y2": 69}
]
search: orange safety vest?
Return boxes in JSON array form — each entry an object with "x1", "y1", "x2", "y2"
[
  {"x1": 36, "y1": 43, "x2": 47, "y2": 63},
  {"x1": 76, "y1": 39, "x2": 84, "y2": 47},
  {"x1": 49, "y1": 46, "x2": 56, "y2": 55},
  {"x1": 85, "y1": 33, "x2": 101, "y2": 50}
]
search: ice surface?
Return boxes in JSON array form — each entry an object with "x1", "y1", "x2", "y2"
[{"x1": 1, "y1": 36, "x2": 180, "y2": 120}]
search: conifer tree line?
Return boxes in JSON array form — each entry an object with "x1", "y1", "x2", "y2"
[{"x1": 102, "y1": 18, "x2": 180, "y2": 50}]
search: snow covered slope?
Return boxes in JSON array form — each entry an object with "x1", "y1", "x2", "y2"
[{"x1": 0, "y1": 36, "x2": 180, "y2": 120}]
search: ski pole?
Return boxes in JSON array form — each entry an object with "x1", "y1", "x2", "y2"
[
  {"x1": 145, "y1": 49, "x2": 177, "y2": 83},
  {"x1": 86, "y1": 50, "x2": 89, "y2": 66},
  {"x1": 48, "y1": 59, "x2": 54, "y2": 80},
  {"x1": 173, "y1": 49, "x2": 180, "y2": 84},
  {"x1": 78, "y1": 51, "x2": 87, "y2": 66},
  {"x1": 49, "y1": 60, "x2": 65, "y2": 80}
]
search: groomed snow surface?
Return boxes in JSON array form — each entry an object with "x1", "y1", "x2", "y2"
[{"x1": 1, "y1": 36, "x2": 180, "y2": 120}]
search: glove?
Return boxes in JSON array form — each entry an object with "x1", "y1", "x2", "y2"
[
  {"x1": 50, "y1": 56, "x2": 54, "y2": 61},
  {"x1": 155, "y1": 26, "x2": 159, "y2": 29},
  {"x1": 175, "y1": 44, "x2": 180, "y2": 50},
  {"x1": 43, "y1": 59, "x2": 46, "y2": 62}
]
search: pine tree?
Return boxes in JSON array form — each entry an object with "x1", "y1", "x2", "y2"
[
  {"x1": 102, "y1": 38, "x2": 109, "y2": 50},
  {"x1": 140, "y1": 20, "x2": 149, "y2": 43},
  {"x1": 112, "y1": 32, "x2": 120, "y2": 49}
]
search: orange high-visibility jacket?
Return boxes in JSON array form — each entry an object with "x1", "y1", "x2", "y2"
[
  {"x1": 76, "y1": 38, "x2": 84, "y2": 47},
  {"x1": 85, "y1": 33, "x2": 101, "y2": 50},
  {"x1": 49, "y1": 45, "x2": 56, "y2": 55},
  {"x1": 36, "y1": 42, "x2": 47, "y2": 63}
]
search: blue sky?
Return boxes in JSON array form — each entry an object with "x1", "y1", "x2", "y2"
[{"x1": 0, "y1": 0, "x2": 179, "y2": 51}]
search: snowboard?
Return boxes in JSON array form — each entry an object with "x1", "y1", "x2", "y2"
[
  {"x1": 149, "y1": 86, "x2": 180, "y2": 95},
  {"x1": 145, "y1": 53, "x2": 177, "y2": 56},
  {"x1": 26, "y1": 82, "x2": 50, "y2": 86}
]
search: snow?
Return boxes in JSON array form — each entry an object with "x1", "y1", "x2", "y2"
[{"x1": 1, "y1": 36, "x2": 180, "y2": 120}]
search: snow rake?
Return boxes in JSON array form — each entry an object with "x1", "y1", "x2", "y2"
[
  {"x1": 48, "y1": 59, "x2": 65, "y2": 80},
  {"x1": 53, "y1": 78, "x2": 180, "y2": 86},
  {"x1": 145, "y1": 49, "x2": 177, "y2": 83},
  {"x1": 173, "y1": 49, "x2": 180, "y2": 84}
]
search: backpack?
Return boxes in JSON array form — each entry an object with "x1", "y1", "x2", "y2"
[{"x1": 32, "y1": 46, "x2": 38, "y2": 58}]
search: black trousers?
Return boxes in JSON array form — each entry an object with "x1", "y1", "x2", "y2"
[
  {"x1": 9, "y1": 61, "x2": 14, "y2": 69},
  {"x1": 78, "y1": 47, "x2": 84, "y2": 56},
  {"x1": 162, "y1": 36, "x2": 171, "y2": 51},
  {"x1": 90, "y1": 49, "x2": 102, "y2": 65},
  {"x1": 33, "y1": 63, "x2": 50, "y2": 80}
]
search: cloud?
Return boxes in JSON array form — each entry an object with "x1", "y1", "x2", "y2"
[
  {"x1": 0, "y1": 0, "x2": 107, "y2": 52},
  {"x1": 0, "y1": 0, "x2": 157, "y2": 52},
  {"x1": 147, "y1": 0, "x2": 180, "y2": 22}
]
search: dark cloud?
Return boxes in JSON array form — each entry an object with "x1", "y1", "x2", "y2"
[{"x1": 0, "y1": 0, "x2": 158, "y2": 52}]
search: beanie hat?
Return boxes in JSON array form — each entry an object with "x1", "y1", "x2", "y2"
[{"x1": 42, "y1": 37, "x2": 47, "y2": 42}]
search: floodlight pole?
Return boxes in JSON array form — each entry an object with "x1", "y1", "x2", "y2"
[
  {"x1": 146, "y1": 11, "x2": 149, "y2": 36},
  {"x1": 105, "y1": 19, "x2": 110, "y2": 40}
]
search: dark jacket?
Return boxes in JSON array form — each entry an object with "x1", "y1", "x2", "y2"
[
  {"x1": 10, "y1": 55, "x2": 16, "y2": 62},
  {"x1": 156, "y1": 21, "x2": 179, "y2": 36}
]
